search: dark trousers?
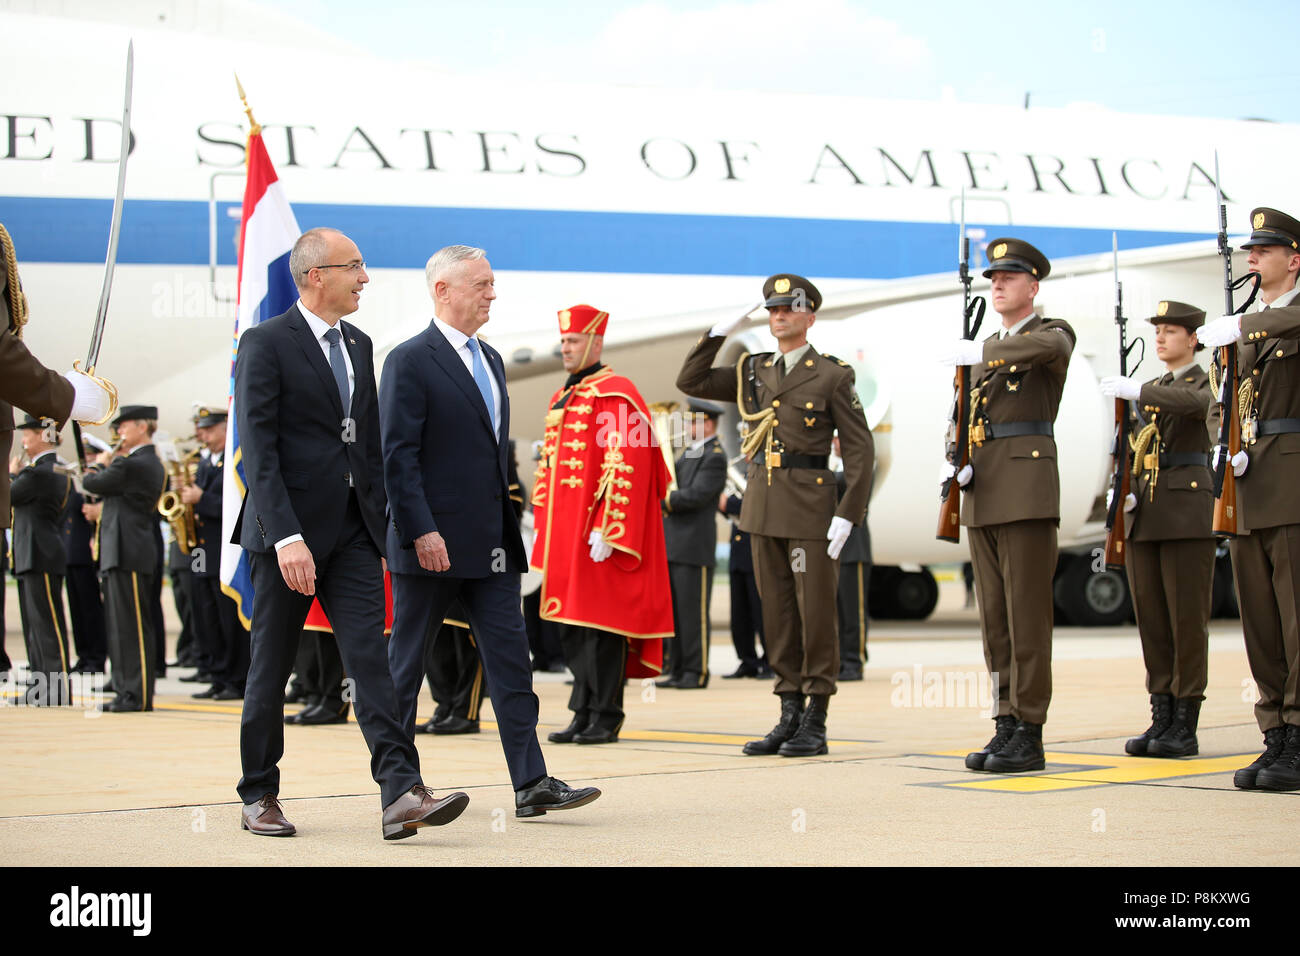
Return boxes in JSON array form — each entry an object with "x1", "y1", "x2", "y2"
[
  {"x1": 237, "y1": 505, "x2": 420, "y2": 807},
  {"x1": 171, "y1": 567, "x2": 197, "y2": 666},
  {"x1": 191, "y1": 575, "x2": 250, "y2": 692},
  {"x1": 293, "y1": 629, "x2": 347, "y2": 712},
  {"x1": 1125, "y1": 537, "x2": 1214, "y2": 700},
  {"x1": 559, "y1": 624, "x2": 627, "y2": 731},
  {"x1": 523, "y1": 587, "x2": 565, "y2": 669},
  {"x1": 16, "y1": 572, "x2": 71, "y2": 705},
  {"x1": 151, "y1": 531, "x2": 166, "y2": 675},
  {"x1": 390, "y1": 571, "x2": 547, "y2": 791},
  {"x1": 65, "y1": 563, "x2": 107, "y2": 670},
  {"x1": 729, "y1": 569, "x2": 766, "y2": 668},
  {"x1": 751, "y1": 533, "x2": 840, "y2": 696},
  {"x1": 968, "y1": 519, "x2": 1057, "y2": 725},
  {"x1": 667, "y1": 562, "x2": 712, "y2": 685},
  {"x1": 1230, "y1": 525, "x2": 1300, "y2": 731},
  {"x1": 424, "y1": 621, "x2": 484, "y2": 721},
  {"x1": 837, "y1": 560, "x2": 870, "y2": 669},
  {"x1": 103, "y1": 568, "x2": 157, "y2": 711}
]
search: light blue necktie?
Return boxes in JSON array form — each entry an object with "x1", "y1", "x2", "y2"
[
  {"x1": 465, "y1": 337, "x2": 497, "y2": 435},
  {"x1": 323, "y1": 327, "x2": 350, "y2": 415}
]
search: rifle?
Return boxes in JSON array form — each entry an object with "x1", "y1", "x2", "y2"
[
  {"x1": 1102, "y1": 234, "x2": 1144, "y2": 569},
  {"x1": 937, "y1": 191, "x2": 986, "y2": 543},
  {"x1": 1210, "y1": 152, "x2": 1260, "y2": 539}
]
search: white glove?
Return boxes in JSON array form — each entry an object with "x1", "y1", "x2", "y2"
[
  {"x1": 1198, "y1": 314, "x2": 1241, "y2": 349},
  {"x1": 1106, "y1": 488, "x2": 1137, "y2": 512},
  {"x1": 1232, "y1": 450, "x2": 1248, "y2": 477},
  {"x1": 1099, "y1": 375, "x2": 1141, "y2": 401},
  {"x1": 710, "y1": 302, "x2": 761, "y2": 338},
  {"x1": 826, "y1": 516, "x2": 852, "y2": 560},
  {"x1": 64, "y1": 370, "x2": 114, "y2": 423},
  {"x1": 588, "y1": 530, "x2": 613, "y2": 563},
  {"x1": 957, "y1": 463, "x2": 972, "y2": 487},
  {"x1": 939, "y1": 462, "x2": 972, "y2": 487},
  {"x1": 938, "y1": 339, "x2": 984, "y2": 367}
]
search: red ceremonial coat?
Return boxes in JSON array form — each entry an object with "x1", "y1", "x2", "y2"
[{"x1": 529, "y1": 367, "x2": 671, "y2": 677}]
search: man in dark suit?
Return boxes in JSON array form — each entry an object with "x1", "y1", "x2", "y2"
[
  {"x1": 233, "y1": 227, "x2": 467, "y2": 840},
  {"x1": 380, "y1": 244, "x2": 599, "y2": 819},
  {"x1": 9, "y1": 414, "x2": 73, "y2": 705},
  {"x1": 659, "y1": 398, "x2": 727, "y2": 689},
  {"x1": 81, "y1": 405, "x2": 167, "y2": 713}
]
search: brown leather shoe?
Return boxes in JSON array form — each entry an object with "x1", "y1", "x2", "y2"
[
  {"x1": 241, "y1": 794, "x2": 296, "y2": 837},
  {"x1": 381, "y1": 785, "x2": 469, "y2": 841}
]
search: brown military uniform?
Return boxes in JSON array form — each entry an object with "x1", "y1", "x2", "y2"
[
  {"x1": 962, "y1": 314, "x2": 1076, "y2": 725},
  {"x1": 1123, "y1": 365, "x2": 1215, "y2": 701},
  {"x1": 677, "y1": 335, "x2": 873, "y2": 696},
  {"x1": 1228, "y1": 301, "x2": 1300, "y2": 731}
]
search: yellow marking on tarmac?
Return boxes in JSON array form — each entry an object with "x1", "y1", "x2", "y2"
[{"x1": 930, "y1": 751, "x2": 1254, "y2": 793}]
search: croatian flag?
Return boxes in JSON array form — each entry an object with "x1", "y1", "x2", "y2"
[{"x1": 219, "y1": 129, "x2": 300, "y2": 627}]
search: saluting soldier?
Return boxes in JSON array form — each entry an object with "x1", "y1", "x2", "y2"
[
  {"x1": 658, "y1": 398, "x2": 727, "y2": 689},
  {"x1": 1199, "y1": 207, "x2": 1300, "y2": 791},
  {"x1": 8, "y1": 415, "x2": 74, "y2": 705},
  {"x1": 677, "y1": 274, "x2": 874, "y2": 757},
  {"x1": 81, "y1": 404, "x2": 167, "y2": 713},
  {"x1": 940, "y1": 239, "x2": 1076, "y2": 774},
  {"x1": 1099, "y1": 301, "x2": 1214, "y2": 758}
]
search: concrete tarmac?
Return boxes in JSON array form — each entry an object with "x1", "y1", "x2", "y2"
[{"x1": 2, "y1": 575, "x2": 1295, "y2": 867}]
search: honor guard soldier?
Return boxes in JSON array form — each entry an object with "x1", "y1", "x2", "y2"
[
  {"x1": 530, "y1": 304, "x2": 674, "y2": 744},
  {"x1": 677, "y1": 274, "x2": 874, "y2": 757},
  {"x1": 81, "y1": 404, "x2": 167, "y2": 712},
  {"x1": 182, "y1": 406, "x2": 250, "y2": 699},
  {"x1": 1199, "y1": 207, "x2": 1300, "y2": 790},
  {"x1": 8, "y1": 415, "x2": 74, "y2": 704},
  {"x1": 658, "y1": 398, "x2": 727, "y2": 689},
  {"x1": 940, "y1": 239, "x2": 1076, "y2": 773},
  {"x1": 1100, "y1": 301, "x2": 1214, "y2": 757}
]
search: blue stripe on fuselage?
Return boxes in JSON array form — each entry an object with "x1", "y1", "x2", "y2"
[{"x1": 0, "y1": 195, "x2": 1210, "y2": 278}]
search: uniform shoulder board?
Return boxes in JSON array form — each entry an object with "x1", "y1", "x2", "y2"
[
  {"x1": 712, "y1": 445, "x2": 723, "y2": 453},
  {"x1": 821, "y1": 352, "x2": 850, "y2": 367}
]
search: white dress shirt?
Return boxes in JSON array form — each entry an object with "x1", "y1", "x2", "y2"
[
  {"x1": 433, "y1": 316, "x2": 502, "y2": 437},
  {"x1": 299, "y1": 299, "x2": 355, "y2": 406}
]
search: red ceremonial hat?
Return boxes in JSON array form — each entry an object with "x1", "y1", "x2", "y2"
[{"x1": 558, "y1": 304, "x2": 609, "y2": 337}]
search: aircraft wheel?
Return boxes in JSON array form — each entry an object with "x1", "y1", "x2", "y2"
[{"x1": 1053, "y1": 554, "x2": 1132, "y2": 627}]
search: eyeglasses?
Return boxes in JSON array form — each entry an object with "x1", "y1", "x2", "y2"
[{"x1": 305, "y1": 261, "x2": 366, "y2": 274}]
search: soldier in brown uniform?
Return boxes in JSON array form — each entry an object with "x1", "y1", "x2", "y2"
[
  {"x1": 677, "y1": 274, "x2": 874, "y2": 757},
  {"x1": 941, "y1": 239, "x2": 1076, "y2": 774},
  {"x1": 1099, "y1": 301, "x2": 1214, "y2": 758},
  {"x1": 1199, "y1": 207, "x2": 1300, "y2": 791}
]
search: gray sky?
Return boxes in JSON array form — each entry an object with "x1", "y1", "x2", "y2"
[{"x1": 262, "y1": 0, "x2": 1298, "y2": 122}]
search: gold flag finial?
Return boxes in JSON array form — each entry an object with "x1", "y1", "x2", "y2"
[{"x1": 234, "y1": 73, "x2": 261, "y2": 136}]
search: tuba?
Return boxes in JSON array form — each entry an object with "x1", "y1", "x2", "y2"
[
  {"x1": 158, "y1": 441, "x2": 201, "y2": 555},
  {"x1": 648, "y1": 400, "x2": 682, "y2": 497}
]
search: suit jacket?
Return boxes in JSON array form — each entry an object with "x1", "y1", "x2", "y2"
[
  {"x1": 1124, "y1": 365, "x2": 1213, "y2": 541},
  {"x1": 81, "y1": 444, "x2": 166, "y2": 573},
  {"x1": 960, "y1": 314, "x2": 1076, "y2": 528},
  {"x1": 379, "y1": 320, "x2": 526, "y2": 578},
  {"x1": 9, "y1": 451, "x2": 71, "y2": 574},
  {"x1": 0, "y1": 328, "x2": 75, "y2": 528},
  {"x1": 677, "y1": 335, "x2": 874, "y2": 539},
  {"x1": 663, "y1": 435, "x2": 725, "y2": 566},
  {"x1": 1233, "y1": 304, "x2": 1300, "y2": 530},
  {"x1": 232, "y1": 305, "x2": 387, "y2": 556}
]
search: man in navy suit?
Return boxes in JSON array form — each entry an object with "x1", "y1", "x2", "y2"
[
  {"x1": 233, "y1": 227, "x2": 468, "y2": 840},
  {"x1": 380, "y1": 244, "x2": 599, "y2": 819}
]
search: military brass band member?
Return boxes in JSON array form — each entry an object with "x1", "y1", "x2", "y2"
[
  {"x1": 659, "y1": 398, "x2": 727, "y2": 690},
  {"x1": 1099, "y1": 301, "x2": 1214, "y2": 758},
  {"x1": 81, "y1": 404, "x2": 167, "y2": 713},
  {"x1": 9, "y1": 415, "x2": 73, "y2": 705},
  {"x1": 531, "y1": 304, "x2": 673, "y2": 744},
  {"x1": 940, "y1": 239, "x2": 1076, "y2": 774},
  {"x1": 1199, "y1": 207, "x2": 1300, "y2": 791},
  {"x1": 678, "y1": 274, "x2": 874, "y2": 757}
]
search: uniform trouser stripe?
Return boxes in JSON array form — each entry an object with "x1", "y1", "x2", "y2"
[
  {"x1": 131, "y1": 571, "x2": 149, "y2": 710},
  {"x1": 698, "y1": 566, "x2": 709, "y2": 685},
  {"x1": 43, "y1": 573, "x2": 68, "y2": 673},
  {"x1": 855, "y1": 563, "x2": 866, "y2": 659}
]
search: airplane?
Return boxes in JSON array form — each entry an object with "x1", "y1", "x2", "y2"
[{"x1": 3, "y1": 3, "x2": 1294, "y2": 625}]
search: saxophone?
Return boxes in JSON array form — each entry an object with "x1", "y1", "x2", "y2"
[{"x1": 158, "y1": 443, "x2": 201, "y2": 555}]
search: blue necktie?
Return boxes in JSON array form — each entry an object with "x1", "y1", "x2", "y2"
[
  {"x1": 465, "y1": 337, "x2": 497, "y2": 435},
  {"x1": 323, "y1": 327, "x2": 350, "y2": 415}
]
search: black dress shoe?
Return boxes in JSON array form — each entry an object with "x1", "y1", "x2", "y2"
[
  {"x1": 668, "y1": 673, "x2": 708, "y2": 689},
  {"x1": 837, "y1": 666, "x2": 864, "y2": 682},
  {"x1": 213, "y1": 686, "x2": 245, "y2": 701},
  {"x1": 178, "y1": 671, "x2": 212, "y2": 683},
  {"x1": 548, "y1": 713, "x2": 587, "y2": 743},
  {"x1": 655, "y1": 676, "x2": 684, "y2": 689},
  {"x1": 432, "y1": 716, "x2": 480, "y2": 735},
  {"x1": 297, "y1": 703, "x2": 348, "y2": 725},
  {"x1": 191, "y1": 686, "x2": 218, "y2": 699},
  {"x1": 574, "y1": 724, "x2": 620, "y2": 744},
  {"x1": 724, "y1": 663, "x2": 759, "y2": 679},
  {"x1": 515, "y1": 776, "x2": 602, "y2": 818},
  {"x1": 418, "y1": 717, "x2": 441, "y2": 734},
  {"x1": 755, "y1": 663, "x2": 773, "y2": 678}
]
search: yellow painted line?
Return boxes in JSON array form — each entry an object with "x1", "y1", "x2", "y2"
[
  {"x1": 930, "y1": 751, "x2": 1257, "y2": 793},
  {"x1": 952, "y1": 775, "x2": 1108, "y2": 793}
]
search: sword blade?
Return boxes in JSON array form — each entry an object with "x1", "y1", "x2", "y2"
[{"x1": 86, "y1": 40, "x2": 133, "y2": 374}]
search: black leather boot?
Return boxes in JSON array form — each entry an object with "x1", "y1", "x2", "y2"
[
  {"x1": 965, "y1": 715, "x2": 1017, "y2": 770},
  {"x1": 983, "y1": 720, "x2": 1045, "y2": 773},
  {"x1": 547, "y1": 712, "x2": 587, "y2": 744},
  {"x1": 1255, "y1": 725, "x2": 1300, "y2": 791},
  {"x1": 1147, "y1": 697, "x2": 1200, "y2": 757},
  {"x1": 1233, "y1": 727, "x2": 1286, "y2": 790},
  {"x1": 779, "y1": 694, "x2": 829, "y2": 757},
  {"x1": 1125, "y1": 693, "x2": 1174, "y2": 756},
  {"x1": 743, "y1": 692, "x2": 804, "y2": 755}
]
